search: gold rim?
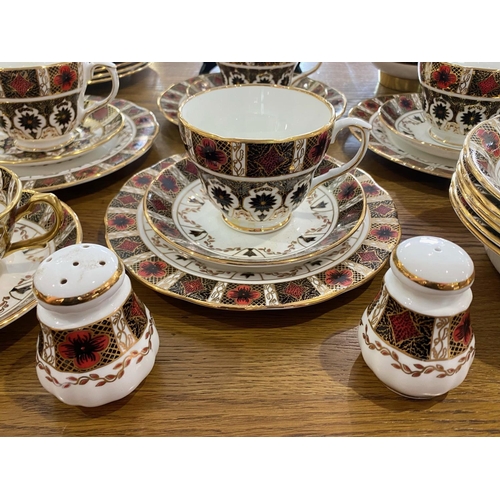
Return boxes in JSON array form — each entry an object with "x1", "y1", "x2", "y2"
[
  {"x1": 0, "y1": 201, "x2": 83, "y2": 328},
  {"x1": 449, "y1": 174, "x2": 500, "y2": 253},
  {"x1": 144, "y1": 169, "x2": 367, "y2": 267},
  {"x1": 218, "y1": 62, "x2": 295, "y2": 70},
  {"x1": 392, "y1": 245, "x2": 474, "y2": 291},
  {"x1": 178, "y1": 84, "x2": 336, "y2": 144},
  {"x1": 34, "y1": 260, "x2": 124, "y2": 306}
]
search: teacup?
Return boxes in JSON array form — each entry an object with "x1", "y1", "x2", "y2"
[
  {"x1": 217, "y1": 62, "x2": 322, "y2": 86},
  {"x1": 0, "y1": 165, "x2": 63, "y2": 259},
  {"x1": 178, "y1": 84, "x2": 371, "y2": 233},
  {"x1": 0, "y1": 62, "x2": 119, "y2": 151},
  {"x1": 419, "y1": 62, "x2": 500, "y2": 147}
]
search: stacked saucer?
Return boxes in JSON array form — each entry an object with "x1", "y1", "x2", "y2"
[
  {"x1": 449, "y1": 115, "x2": 500, "y2": 273},
  {"x1": 349, "y1": 93, "x2": 459, "y2": 178},
  {"x1": 89, "y1": 62, "x2": 151, "y2": 84},
  {"x1": 105, "y1": 153, "x2": 401, "y2": 310},
  {"x1": 0, "y1": 97, "x2": 158, "y2": 192}
]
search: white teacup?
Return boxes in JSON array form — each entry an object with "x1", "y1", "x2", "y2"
[{"x1": 0, "y1": 62, "x2": 119, "y2": 151}]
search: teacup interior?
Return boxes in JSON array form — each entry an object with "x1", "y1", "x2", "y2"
[
  {"x1": 180, "y1": 85, "x2": 333, "y2": 140},
  {"x1": 452, "y1": 62, "x2": 500, "y2": 70}
]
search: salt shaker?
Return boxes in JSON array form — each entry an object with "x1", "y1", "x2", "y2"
[
  {"x1": 358, "y1": 236, "x2": 475, "y2": 399},
  {"x1": 33, "y1": 243, "x2": 160, "y2": 407}
]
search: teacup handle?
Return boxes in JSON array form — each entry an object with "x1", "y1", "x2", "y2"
[
  {"x1": 81, "y1": 62, "x2": 119, "y2": 117},
  {"x1": 291, "y1": 62, "x2": 322, "y2": 85},
  {"x1": 309, "y1": 117, "x2": 372, "y2": 191},
  {"x1": 5, "y1": 191, "x2": 64, "y2": 257}
]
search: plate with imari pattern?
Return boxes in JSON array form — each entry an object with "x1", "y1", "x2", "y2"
[{"x1": 105, "y1": 154, "x2": 400, "y2": 310}]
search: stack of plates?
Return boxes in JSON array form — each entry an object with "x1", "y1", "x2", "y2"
[
  {"x1": 105, "y1": 153, "x2": 402, "y2": 310},
  {"x1": 448, "y1": 115, "x2": 500, "y2": 272},
  {"x1": 349, "y1": 93, "x2": 459, "y2": 179}
]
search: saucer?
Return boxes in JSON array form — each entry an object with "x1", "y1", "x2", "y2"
[
  {"x1": 12, "y1": 98, "x2": 158, "y2": 192},
  {"x1": 144, "y1": 155, "x2": 366, "y2": 268},
  {"x1": 348, "y1": 96, "x2": 456, "y2": 179},
  {"x1": 158, "y1": 73, "x2": 348, "y2": 126},
  {"x1": 0, "y1": 102, "x2": 124, "y2": 166},
  {"x1": 89, "y1": 62, "x2": 151, "y2": 84},
  {"x1": 378, "y1": 94, "x2": 461, "y2": 160},
  {"x1": 0, "y1": 199, "x2": 82, "y2": 328},
  {"x1": 105, "y1": 157, "x2": 400, "y2": 310}
]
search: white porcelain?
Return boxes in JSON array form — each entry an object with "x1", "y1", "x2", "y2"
[
  {"x1": 34, "y1": 243, "x2": 159, "y2": 407},
  {"x1": 358, "y1": 236, "x2": 475, "y2": 399},
  {"x1": 144, "y1": 156, "x2": 366, "y2": 269},
  {"x1": 179, "y1": 85, "x2": 371, "y2": 232}
]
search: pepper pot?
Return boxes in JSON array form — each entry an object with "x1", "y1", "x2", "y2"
[
  {"x1": 358, "y1": 236, "x2": 475, "y2": 399},
  {"x1": 33, "y1": 243, "x2": 160, "y2": 407}
]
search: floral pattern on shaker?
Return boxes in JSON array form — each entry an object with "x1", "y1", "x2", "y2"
[
  {"x1": 195, "y1": 138, "x2": 228, "y2": 171},
  {"x1": 53, "y1": 65, "x2": 77, "y2": 91},
  {"x1": 57, "y1": 330, "x2": 110, "y2": 370},
  {"x1": 227, "y1": 285, "x2": 261, "y2": 305},
  {"x1": 452, "y1": 312, "x2": 472, "y2": 346},
  {"x1": 431, "y1": 64, "x2": 457, "y2": 90}
]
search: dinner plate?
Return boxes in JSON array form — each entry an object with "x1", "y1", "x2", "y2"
[
  {"x1": 12, "y1": 98, "x2": 158, "y2": 192},
  {"x1": 377, "y1": 93, "x2": 461, "y2": 160},
  {"x1": 89, "y1": 62, "x2": 151, "y2": 84},
  {"x1": 105, "y1": 157, "x2": 400, "y2": 310},
  {"x1": 157, "y1": 73, "x2": 348, "y2": 126},
  {"x1": 144, "y1": 155, "x2": 366, "y2": 269},
  {"x1": 0, "y1": 198, "x2": 82, "y2": 328},
  {"x1": 348, "y1": 95, "x2": 457, "y2": 179},
  {"x1": 0, "y1": 103, "x2": 124, "y2": 166}
]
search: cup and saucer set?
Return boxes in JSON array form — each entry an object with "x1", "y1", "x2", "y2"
[
  {"x1": 348, "y1": 62, "x2": 500, "y2": 179},
  {"x1": 0, "y1": 61, "x2": 159, "y2": 329},
  {"x1": 105, "y1": 64, "x2": 401, "y2": 311}
]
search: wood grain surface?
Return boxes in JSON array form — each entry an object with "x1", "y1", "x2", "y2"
[{"x1": 1, "y1": 62, "x2": 499, "y2": 437}]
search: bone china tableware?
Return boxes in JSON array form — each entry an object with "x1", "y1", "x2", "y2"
[
  {"x1": 0, "y1": 165, "x2": 64, "y2": 259},
  {"x1": 12, "y1": 98, "x2": 158, "y2": 192},
  {"x1": 178, "y1": 84, "x2": 371, "y2": 233},
  {"x1": 105, "y1": 155, "x2": 400, "y2": 310},
  {"x1": 0, "y1": 195, "x2": 81, "y2": 329},
  {"x1": 358, "y1": 236, "x2": 475, "y2": 399},
  {"x1": 144, "y1": 155, "x2": 366, "y2": 269},
  {"x1": 0, "y1": 62, "x2": 119, "y2": 152},
  {"x1": 33, "y1": 243, "x2": 160, "y2": 407},
  {"x1": 0, "y1": 102, "x2": 124, "y2": 166},
  {"x1": 216, "y1": 62, "x2": 322, "y2": 86},
  {"x1": 349, "y1": 95, "x2": 456, "y2": 179},
  {"x1": 418, "y1": 62, "x2": 500, "y2": 147},
  {"x1": 158, "y1": 73, "x2": 347, "y2": 126}
]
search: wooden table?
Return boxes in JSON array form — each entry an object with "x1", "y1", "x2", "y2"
[{"x1": 1, "y1": 62, "x2": 499, "y2": 437}]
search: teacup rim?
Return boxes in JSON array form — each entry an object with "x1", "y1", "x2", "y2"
[
  {"x1": 217, "y1": 62, "x2": 296, "y2": 69},
  {"x1": 178, "y1": 83, "x2": 336, "y2": 144},
  {"x1": 0, "y1": 62, "x2": 79, "y2": 70}
]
